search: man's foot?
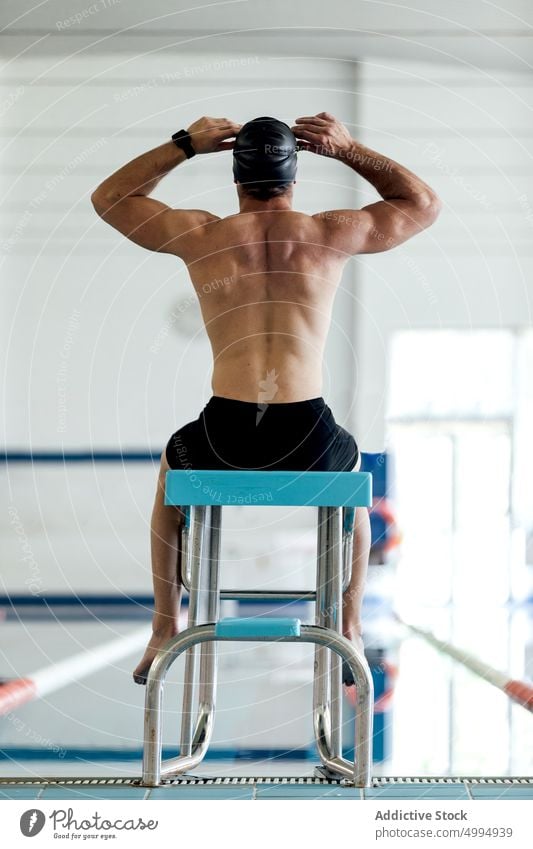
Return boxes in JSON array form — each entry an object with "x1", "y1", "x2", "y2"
[
  {"x1": 133, "y1": 626, "x2": 179, "y2": 685},
  {"x1": 342, "y1": 621, "x2": 365, "y2": 687}
]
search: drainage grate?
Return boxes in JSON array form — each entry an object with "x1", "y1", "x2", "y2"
[{"x1": 1, "y1": 775, "x2": 532, "y2": 787}]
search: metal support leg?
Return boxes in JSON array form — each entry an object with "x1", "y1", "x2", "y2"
[
  {"x1": 313, "y1": 506, "x2": 331, "y2": 760},
  {"x1": 142, "y1": 624, "x2": 373, "y2": 787},
  {"x1": 313, "y1": 507, "x2": 343, "y2": 762},
  {"x1": 179, "y1": 504, "x2": 206, "y2": 756},
  {"x1": 313, "y1": 505, "x2": 371, "y2": 780},
  {"x1": 328, "y1": 507, "x2": 343, "y2": 757},
  {"x1": 142, "y1": 504, "x2": 221, "y2": 783},
  {"x1": 191, "y1": 505, "x2": 221, "y2": 754},
  {"x1": 342, "y1": 506, "x2": 355, "y2": 593},
  {"x1": 179, "y1": 506, "x2": 192, "y2": 588}
]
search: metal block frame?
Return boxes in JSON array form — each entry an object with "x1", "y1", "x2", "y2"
[{"x1": 142, "y1": 471, "x2": 374, "y2": 787}]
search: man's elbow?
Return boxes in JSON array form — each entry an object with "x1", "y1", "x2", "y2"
[
  {"x1": 418, "y1": 191, "x2": 442, "y2": 227},
  {"x1": 91, "y1": 186, "x2": 119, "y2": 216},
  {"x1": 91, "y1": 189, "x2": 110, "y2": 216}
]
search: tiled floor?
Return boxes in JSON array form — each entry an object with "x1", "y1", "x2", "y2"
[{"x1": 1, "y1": 774, "x2": 532, "y2": 800}]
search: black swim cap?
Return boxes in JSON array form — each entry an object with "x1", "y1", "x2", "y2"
[{"x1": 233, "y1": 116, "x2": 297, "y2": 187}]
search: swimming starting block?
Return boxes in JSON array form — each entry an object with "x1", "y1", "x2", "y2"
[{"x1": 142, "y1": 469, "x2": 373, "y2": 787}]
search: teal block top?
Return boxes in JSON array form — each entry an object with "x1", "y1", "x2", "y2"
[
  {"x1": 215, "y1": 617, "x2": 301, "y2": 639},
  {"x1": 164, "y1": 470, "x2": 372, "y2": 507}
]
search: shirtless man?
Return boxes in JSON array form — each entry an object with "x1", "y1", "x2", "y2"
[{"x1": 91, "y1": 112, "x2": 441, "y2": 684}]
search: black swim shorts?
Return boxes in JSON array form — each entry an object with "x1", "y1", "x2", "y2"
[{"x1": 165, "y1": 396, "x2": 359, "y2": 472}]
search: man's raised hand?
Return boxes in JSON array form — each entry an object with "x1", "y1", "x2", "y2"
[
  {"x1": 291, "y1": 112, "x2": 353, "y2": 158},
  {"x1": 186, "y1": 116, "x2": 242, "y2": 154}
]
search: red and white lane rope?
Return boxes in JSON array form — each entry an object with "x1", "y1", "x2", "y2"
[
  {"x1": 399, "y1": 618, "x2": 533, "y2": 713},
  {"x1": 0, "y1": 626, "x2": 151, "y2": 715}
]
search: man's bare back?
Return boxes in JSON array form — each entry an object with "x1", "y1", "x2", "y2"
[
  {"x1": 181, "y1": 209, "x2": 346, "y2": 402},
  {"x1": 91, "y1": 112, "x2": 440, "y2": 405}
]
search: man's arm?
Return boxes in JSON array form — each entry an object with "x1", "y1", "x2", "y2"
[
  {"x1": 291, "y1": 112, "x2": 441, "y2": 255},
  {"x1": 91, "y1": 117, "x2": 240, "y2": 257}
]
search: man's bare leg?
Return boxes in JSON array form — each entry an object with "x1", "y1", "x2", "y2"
[
  {"x1": 342, "y1": 505, "x2": 371, "y2": 658},
  {"x1": 133, "y1": 451, "x2": 183, "y2": 684},
  {"x1": 342, "y1": 452, "x2": 371, "y2": 659}
]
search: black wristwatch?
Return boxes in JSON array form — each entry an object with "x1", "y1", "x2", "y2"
[{"x1": 171, "y1": 129, "x2": 196, "y2": 158}]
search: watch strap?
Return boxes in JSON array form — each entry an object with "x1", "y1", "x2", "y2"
[{"x1": 171, "y1": 128, "x2": 196, "y2": 158}]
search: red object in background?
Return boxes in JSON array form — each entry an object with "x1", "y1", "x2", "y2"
[
  {"x1": 344, "y1": 659, "x2": 397, "y2": 711},
  {"x1": 0, "y1": 678, "x2": 37, "y2": 714},
  {"x1": 370, "y1": 497, "x2": 402, "y2": 553}
]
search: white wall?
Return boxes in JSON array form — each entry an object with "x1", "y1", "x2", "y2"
[
  {"x1": 354, "y1": 61, "x2": 533, "y2": 450},
  {"x1": 2, "y1": 1, "x2": 531, "y2": 72},
  {"x1": 1, "y1": 53, "x2": 359, "y2": 453}
]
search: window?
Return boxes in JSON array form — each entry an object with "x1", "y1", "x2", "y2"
[{"x1": 385, "y1": 329, "x2": 531, "y2": 774}]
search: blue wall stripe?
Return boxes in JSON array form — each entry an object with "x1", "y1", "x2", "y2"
[
  {"x1": 0, "y1": 595, "x2": 155, "y2": 606},
  {"x1": 0, "y1": 746, "x2": 315, "y2": 763},
  {"x1": 1, "y1": 451, "x2": 159, "y2": 463},
  {"x1": 1, "y1": 451, "x2": 378, "y2": 465}
]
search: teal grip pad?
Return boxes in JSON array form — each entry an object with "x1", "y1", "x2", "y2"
[{"x1": 214, "y1": 617, "x2": 301, "y2": 639}]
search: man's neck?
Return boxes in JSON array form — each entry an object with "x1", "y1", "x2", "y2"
[{"x1": 238, "y1": 197, "x2": 294, "y2": 214}]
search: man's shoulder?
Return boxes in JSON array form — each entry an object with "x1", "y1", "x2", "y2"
[{"x1": 168, "y1": 209, "x2": 220, "y2": 229}]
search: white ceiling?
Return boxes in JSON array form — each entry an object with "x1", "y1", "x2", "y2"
[{"x1": 0, "y1": 0, "x2": 532, "y2": 72}]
